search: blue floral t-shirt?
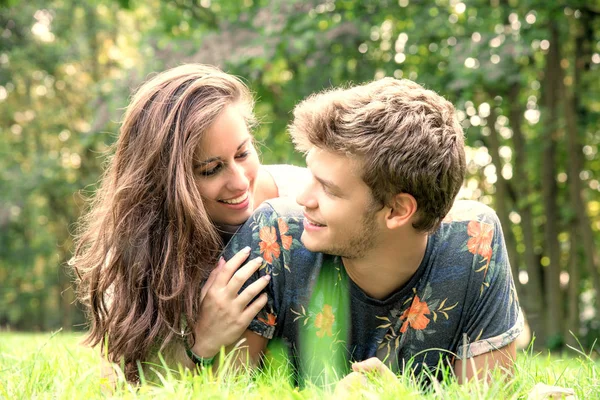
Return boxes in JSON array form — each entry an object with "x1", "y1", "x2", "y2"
[{"x1": 222, "y1": 198, "x2": 523, "y2": 380}]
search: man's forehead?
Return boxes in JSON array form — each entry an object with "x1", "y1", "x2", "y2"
[
  {"x1": 305, "y1": 147, "x2": 365, "y2": 183},
  {"x1": 306, "y1": 146, "x2": 362, "y2": 169},
  {"x1": 305, "y1": 146, "x2": 319, "y2": 164},
  {"x1": 305, "y1": 147, "x2": 332, "y2": 169}
]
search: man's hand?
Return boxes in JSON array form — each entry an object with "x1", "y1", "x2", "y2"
[
  {"x1": 334, "y1": 371, "x2": 368, "y2": 397},
  {"x1": 335, "y1": 358, "x2": 397, "y2": 397},
  {"x1": 191, "y1": 247, "x2": 270, "y2": 359},
  {"x1": 351, "y1": 357, "x2": 397, "y2": 382}
]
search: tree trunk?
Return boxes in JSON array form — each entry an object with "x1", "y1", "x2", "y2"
[
  {"x1": 508, "y1": 82, "x2": 546, "y2": 348},
  {"x1": 59, "y1": 257, "x2": 75, "y2": 331},
  {"x1": 485, "y1": 106, "x2": 522, "y2": 296},
  {"x1": 85, "y1": 3, "x2": 100, "y2": 82},
  {"x1": 563, "y1": 13, "x2": 600, "y2": 317},
  {"x1": 566, "y1": 223, "x2": 581, "y2": 348},
  {"x1": 540, "y1": 21, "x2": 564, "y2": 349}
]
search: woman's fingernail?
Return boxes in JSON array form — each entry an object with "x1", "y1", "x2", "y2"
[
  {"x1": 242, "y1": 246, "x2": 251, "y2": 253},
  {"x1": 254, "y1": 257, "x2": 263, "y2": 263},
  {"x1": 263, "y1": 274, "x2": 271, "y2": 281}
]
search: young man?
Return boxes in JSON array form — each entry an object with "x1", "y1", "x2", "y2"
[{"x1": 219, "y1": 78, "x2": 523, "y2": 383}]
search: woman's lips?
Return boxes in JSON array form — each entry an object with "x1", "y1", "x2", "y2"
[{"x1": 218, "y1": 192, "x2": 251, "y2": 210}]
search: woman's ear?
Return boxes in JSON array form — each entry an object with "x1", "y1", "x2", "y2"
[{"x1": 385, "y1": 193, "x2": 418, "y2": 230}]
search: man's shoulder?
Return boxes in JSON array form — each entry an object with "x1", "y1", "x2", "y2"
[
  {"x1": 241, "y1": 198, "x2": 305, "y2": 245},
  {"x1": 442, "y1": 200, "x2": 499, "y2": 225}
]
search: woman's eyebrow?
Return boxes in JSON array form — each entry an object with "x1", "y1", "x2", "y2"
[{"x1": 195, "y1": 138, "x2": 251, "y2": 166}]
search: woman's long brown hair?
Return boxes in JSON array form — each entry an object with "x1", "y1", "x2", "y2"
[{"x1": 71, "y1": 64, "x2": 254, "y2": 381}]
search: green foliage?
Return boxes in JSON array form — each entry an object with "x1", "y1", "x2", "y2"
[{"x1": 0, "y1": 0, "x2": 599, "y2": 355}]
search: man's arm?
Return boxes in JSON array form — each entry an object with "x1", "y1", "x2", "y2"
[
  {"x1": 452, "y1": 206, "x2": 523, "y2": 383},
  {"x1": 453, "y1": 341, "x2": 516, "y2": 383},
  {"x1": 345, "y1": 341, "x2": 516, "y2": 388}
]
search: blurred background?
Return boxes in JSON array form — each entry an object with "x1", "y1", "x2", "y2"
[{"x1": 0, "y1": 0, "x2": 599, "y2": 353}]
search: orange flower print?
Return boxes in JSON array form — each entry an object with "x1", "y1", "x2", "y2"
[
  {"x1": 314, "y1": 304, "x2": 335, "y2": 338},
  {"x1": 278, "y1": 218, "x2": 292, "y2": 250},
  {"x1": 467, "y1": 220, "x2": 494, "y2": 270},
  {"x1": 399, "y1": 295, "x2": 431, "y2": 333},
  {"x1": 258, "y1": 313, "x2": 277, "y2": 326},
  {"x1": 259, "y1": 226, "x2": 281, "y2": 264}
]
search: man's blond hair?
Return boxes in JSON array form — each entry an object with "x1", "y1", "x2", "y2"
[{"x1": 289, "y1": 78, "x2": 466, "y2": 232}]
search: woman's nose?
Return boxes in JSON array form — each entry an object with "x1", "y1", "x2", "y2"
[{"x1": 228, "y1": 163, "x2": 250, "y2": 192}]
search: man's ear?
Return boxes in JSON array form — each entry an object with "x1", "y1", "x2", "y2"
[{"x1": 384, "y1": 193, "x2": 417, "y2": 230}]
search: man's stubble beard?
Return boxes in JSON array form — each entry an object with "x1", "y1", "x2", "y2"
[{"x1": 301, "y1": 208, "x2": 381, "y2": 259}]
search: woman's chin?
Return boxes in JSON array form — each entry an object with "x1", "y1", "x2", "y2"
[{"x1": 218, "y1": 209, "x2": 253, "y2": 227}]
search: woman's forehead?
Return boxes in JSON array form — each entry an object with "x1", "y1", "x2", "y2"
[{"x1": 195, "y1": 104, "x2": 253, "y2": 162}]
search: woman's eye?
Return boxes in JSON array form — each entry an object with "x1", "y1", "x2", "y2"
[
  {"x1": 199, "y1": 163, "x2": 223, "y2": 177},
  {"x1": 236, "y1": 150, "x2": 250, "y2": 160}
]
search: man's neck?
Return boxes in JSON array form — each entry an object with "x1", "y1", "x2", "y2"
[{"x1": 342, "y1": 231, "x2": 429, "y2": 300}]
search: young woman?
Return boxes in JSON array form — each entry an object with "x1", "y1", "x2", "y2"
[{"x1": 71, "y1": 64, "x2": 308, "y2": 381}]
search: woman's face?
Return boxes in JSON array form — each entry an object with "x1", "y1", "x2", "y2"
[{"x1": 194, "y1": 103, "x2": 260, "y2": 226}]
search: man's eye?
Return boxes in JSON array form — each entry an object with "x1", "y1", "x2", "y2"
[{"x1": 322, "y1": 185, "x2": 336, "y2": 197}]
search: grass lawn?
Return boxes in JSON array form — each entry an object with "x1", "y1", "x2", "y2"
[{"x1": 0, "y1": 331, "x2": 598, "y2": 399}]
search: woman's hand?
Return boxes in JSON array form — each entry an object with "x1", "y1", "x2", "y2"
[{"x1": 191, "y1": 247, "x2": 270, "y2": 358}]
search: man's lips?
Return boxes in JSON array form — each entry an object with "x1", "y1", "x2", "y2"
[{"x1": 303, "y1": 213, "x2": 326, "y2": 227}]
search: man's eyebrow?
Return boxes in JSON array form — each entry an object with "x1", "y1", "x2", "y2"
[
  {"x1": 306, "y1": 152, "x2": 343, "y2": 194},
  {"x1": 314, "y1": 174, "x2": 341, "y2": 193},
  {"x1": 195, "y1": 138, "x2": 250, "y2": 166}
]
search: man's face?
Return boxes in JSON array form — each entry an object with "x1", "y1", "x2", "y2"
[{"x1": 296, "y1": 147, "x2": 384, "y2": 259}]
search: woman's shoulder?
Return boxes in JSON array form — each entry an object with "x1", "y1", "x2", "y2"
[
  {"x1": 261, "y1": 164, "x2": 310, "y2": 198},
  {"x1": 262, "y1": 164, "x2": 309, "y2": 179}
]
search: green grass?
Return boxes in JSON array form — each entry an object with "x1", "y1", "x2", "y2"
[{"x1": 0, "y1": 331, "x2": 598, "y2": 399}]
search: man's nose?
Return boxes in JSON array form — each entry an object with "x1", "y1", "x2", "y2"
[{"x1": 296, "y1": 179, "x2": 317, "y2": 209}]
